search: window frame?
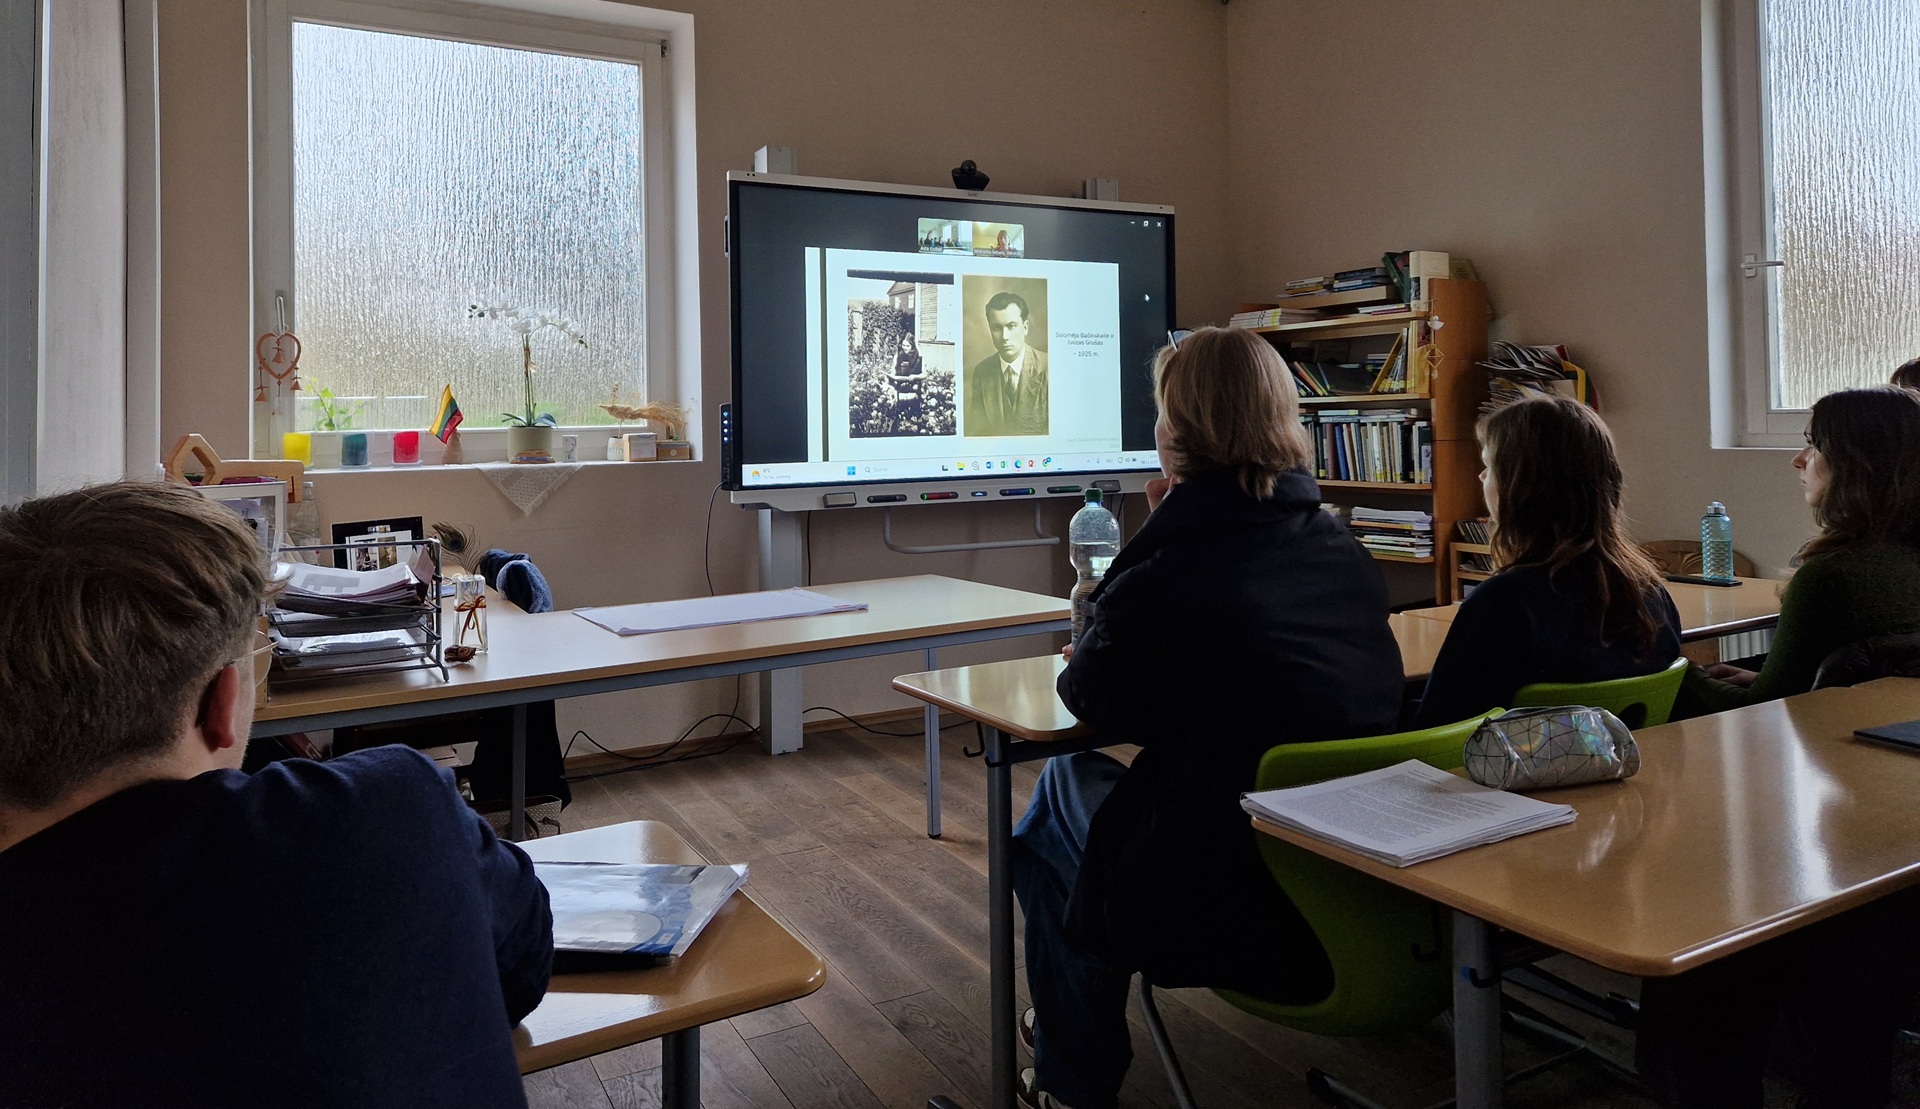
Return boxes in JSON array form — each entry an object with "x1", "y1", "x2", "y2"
[
  {"x1": 248, "y1": 0, "x2": 696, "y2": 459},
  {"x1": 1709, "y1": 0, "x2": 1916, "y2": 448},
  {"x1": 1709, "y1": 0, "x2": 1805, "y2": 448}
]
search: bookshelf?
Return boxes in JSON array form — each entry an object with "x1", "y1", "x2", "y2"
[
  {"x1": 1245, "y1": 278, "x2": 1490, "y2": 601},
  {"x1": 1450, "y1": 541, "x2": 1495, "y2": 601}
]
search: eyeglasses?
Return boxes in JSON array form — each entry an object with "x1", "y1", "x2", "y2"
[
  {"x1": 1166, "y1": 329, "x2": 1194, "y2": 350},
  {"x1": 195, "y1": 642, "x2": 275, "y2": 726}
]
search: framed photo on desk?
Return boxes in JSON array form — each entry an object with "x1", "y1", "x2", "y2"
[{"x1": 332, "y1": 516, "x2": 425, "y2": 571}]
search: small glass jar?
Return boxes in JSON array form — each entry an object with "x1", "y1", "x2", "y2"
[{"x1": 453, "y1": 573, "x2": 488, "y2": 655}]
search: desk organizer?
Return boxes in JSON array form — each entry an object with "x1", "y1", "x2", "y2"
[{"x1": 266, "y1": 539, "x2": 448, "y2": 685}]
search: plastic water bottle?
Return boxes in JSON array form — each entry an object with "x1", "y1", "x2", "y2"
[
  {"x1": 1701, "y1": 501, "x2": 1734, "y2": 582},
  {"x1": 1068, "y1": 490, "x2": 1121, "y2": 642}
]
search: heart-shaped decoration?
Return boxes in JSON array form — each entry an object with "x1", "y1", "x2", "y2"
[{"x1": 256, "y1": 330, "x2": 304, "y2": 388}]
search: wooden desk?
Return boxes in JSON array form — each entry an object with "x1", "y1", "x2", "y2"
[
  {"x1": 1258, "y1": 678, "x2": 1920, "y2": 1108},
  {"x1": 515, "y1": 821, "x2": 825, "y2": 1108},
  {"x1": 1390, "y1": 611, "x2": 1450, "y2": 681},
  {"x1": 1401, "y1": 576, "x2": 1785, "y2": 642},
  {"x1": 255, "y1": 576, "x2": 1070, "y2": 837}
]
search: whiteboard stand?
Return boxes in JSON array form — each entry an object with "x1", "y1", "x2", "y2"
[{"x1": 757, "y1": 508, "x2": 806, "y2": 754}]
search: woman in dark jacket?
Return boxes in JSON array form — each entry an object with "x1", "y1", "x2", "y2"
[
  {"x1": 1411, "y1": 394, "x2": 1681, "y2": 728},
  {"x1": 1011, "y1": 327, "x2": 1403, "y2": 1109}
]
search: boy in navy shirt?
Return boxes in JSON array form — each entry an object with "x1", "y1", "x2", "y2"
[{"x1": 0, "y1": 481, "x2": 551, "y2": 1108}]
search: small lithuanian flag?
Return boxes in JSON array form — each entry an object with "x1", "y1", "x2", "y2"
[{"x1": 429, "y1": 384, "x2": 463, "y2": 442}]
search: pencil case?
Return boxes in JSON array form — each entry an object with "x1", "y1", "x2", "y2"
[{"x1": 1463, "y1": 706, "x2": 1640, "y2": 790}]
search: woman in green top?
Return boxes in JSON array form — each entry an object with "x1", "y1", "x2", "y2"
[{"x1": 1681, "y1": 385, "x2": 1920, "y2": 713}]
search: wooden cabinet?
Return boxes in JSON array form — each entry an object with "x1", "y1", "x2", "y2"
[{"x1": 1243, "y1": 278, "x2": 1490, "y2": 602}]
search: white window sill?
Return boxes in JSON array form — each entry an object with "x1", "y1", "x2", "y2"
[
  {"x1": 303, "y1": 456, "x2": 698, "y2": 476},
  {"x1": 292, "y1": 427, "x2": 692, "y2": 468}
]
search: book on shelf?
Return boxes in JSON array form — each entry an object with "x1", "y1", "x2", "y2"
[
  {"x1": 1228, "y1": 306, "x2": 1320, "y2": 329},
  {"x1": 1349, "y1": 504, "x2": 1434, "y2": 558},
  {"x1": 1455, "y1": 517, "x2": 1493, "y2": 545},
  {"x1": 1381, "y1": 251, "x2": 1410, "y2": 300},
  {"x1": 1406, "y1": 250, "x2": 1450, "y2": 310},
  {"x1": 1366, "y1": 332, "x2": 1407, "y2": 394},
  {"x1": 1241, "y1": 759, "x2": 1576, "y2": 868},
  {"x1": 536, "y1": 860, "x2": 750, "y2": 966},
  {"x1": 1284, "y1": 275, "x2": 1333, "y2": 294},
  {"x1": 1272, "y1": 286, "x2": 1400, "y2": 312},
  {"x1": 1299, "y1": 411, "x2": 1432, "y2": 485}
]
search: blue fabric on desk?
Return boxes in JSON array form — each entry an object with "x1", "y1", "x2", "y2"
[
  {"x1": 480, "y1": 548, "x2": 553, "y2": 614},
  {"x1": 0, "y1": 746, "x2": 551, "y2": 1109},
  {"x1": 463, "y1": 550, "x2": 568, "y2": 808}
]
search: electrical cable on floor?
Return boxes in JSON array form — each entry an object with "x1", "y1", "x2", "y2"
[{"x1": 802, "y1": 705, "x2": 972, "y2": 739}]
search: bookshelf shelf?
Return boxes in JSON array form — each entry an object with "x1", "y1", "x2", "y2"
[
  {"x1": 1250, "y1": 309, "x2": 1427, "y2": 337},
  {"x1": 1249, "y1": 277, "x2": 1490, "y2": 602},
  {"x1": 1299, "y1": 393, "x2": 1431, "y2": 407},
  {"x1": 1319, "y1": 480, "x2": 1434, "y2": 492}
]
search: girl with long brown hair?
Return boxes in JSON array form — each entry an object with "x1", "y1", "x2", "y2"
[
  {"x1": 1682, "y1": 384, "x2": 1920, "y2": 711},
  {"x1": 1412, "y1": 393, "x2": 1682, "y2": 726}
]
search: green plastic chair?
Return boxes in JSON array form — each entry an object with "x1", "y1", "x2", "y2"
[
  {"x1": 1138, "y1": 713, "x2": 1500, "y2": 1109},
  {"x1": 1511, "y1": 656, "x2": 1688, "y2": 729}
]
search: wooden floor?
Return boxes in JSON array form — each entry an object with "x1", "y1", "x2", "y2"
[{"x1": 520, "y1": 724, "x2": 1845, "y2": 1109}]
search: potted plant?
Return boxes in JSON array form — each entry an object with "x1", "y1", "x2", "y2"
[{"x1": 468, "y1": 303, "x2": 587, "y2": 463}]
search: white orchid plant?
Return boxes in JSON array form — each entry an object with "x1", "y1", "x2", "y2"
[{"x1": 467, "y1": 303, "x2": 588, "y2": 427}]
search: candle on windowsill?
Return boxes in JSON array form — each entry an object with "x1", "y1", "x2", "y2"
[
  {"x1": 281, "y1": 431, "x2": 312, "y2": 467},
  {"x1": 341, "y1": 431, "x2": 370, "y2": 468},
  {"x1": 393, "y1": 430, "x2": 422, "y2": 465}
]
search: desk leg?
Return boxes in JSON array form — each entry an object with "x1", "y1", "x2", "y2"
[
  {"x1": 660, "y1": 1026, "x2": 699, "y2": 1109},
  {"x1": 925, "y1": 646, "x2": 942, "y2": 839},
  {"x1": 986, "y1": 727, "x2": 1016, "y2": 1109},
  {"x1": 510, "y1": 703, "x2": 527, "y2": 842},
  {"x1": 1453, "y1": 911, "x2": 1503, "y2": 1109},
  {"x1": 759, "y1": 668, "x2": 803, "y2": 755}
]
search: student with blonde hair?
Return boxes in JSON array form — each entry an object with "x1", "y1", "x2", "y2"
[
  {"x1": 1011, "y1": 327, "x2": 1403, "y2": 1109},
  {"x1": 0, "y1": 481, "x2": 551, "y2": 1108}
]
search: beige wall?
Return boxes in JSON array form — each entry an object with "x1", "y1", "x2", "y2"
[
  {"x1": 1226, "y1": 0, "x2": 1811, "y2": 577},
  {"x1": 155, "y1": 0, "x2": 1230, "y2": 748}
]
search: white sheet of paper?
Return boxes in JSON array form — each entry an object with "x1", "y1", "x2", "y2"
[{"x1": 575, "y1": 588, "x2": 868, "y2": 636}]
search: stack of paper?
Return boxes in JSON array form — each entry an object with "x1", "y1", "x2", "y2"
[
  {"x1": 274, "y1": 561, "x2": 425, "y2": 611},
  {"x1": 1241, "y1": 759, "x2": 1575, "y2": 868},
  {"x1": 535, "y1": 861, "x2": 750, "y2": 961}
]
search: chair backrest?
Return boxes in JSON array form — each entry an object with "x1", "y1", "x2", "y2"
[
  {"x1": 1511, "y1": 657, "x2": 1687, "y2": 729},
  {"x1": 1640, "y1": 539, "x2": 1756, "y2": 579},
  {"x1": 1813, "y1": 633, "x2": 1920, "y2": 689},
  {"x1": 1220, "y1": 713, "x2": 1496, "y2": 1037}
]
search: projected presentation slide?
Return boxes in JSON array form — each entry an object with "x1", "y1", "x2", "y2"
[{"x1": 806, "y1": 247, "x2": 1122, "y2": 467}]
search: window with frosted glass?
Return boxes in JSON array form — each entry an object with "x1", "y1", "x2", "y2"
[
  {"x1": 1762, "y1": 0, "x2": 1920, "y2": 410},
  {"x1": 290, "y1": 23, "x2": 643, "y2": 431}
]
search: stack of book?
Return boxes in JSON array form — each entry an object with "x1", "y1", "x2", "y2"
[
  {"x1": 1241, "y1": 760, "x2": 1576, "y2": 868},
  {"x1": 1282, "y1": 275, "x2": 1333, "y2": 296},
  {"x1": 1299, "y1": 410, "x2": 1433, "y2": 484},
  {"x1": 1346, "y1": 505, "x2": 1435, "y2": 558},
  {"x1": 1333, "y1": 265, "x2": 1394, "y2": 293},
  {"x1": 1227, "y1": 306, "x2": 1321, "y2": 329}
]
